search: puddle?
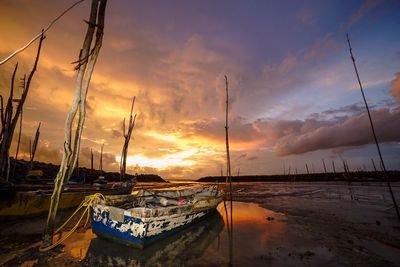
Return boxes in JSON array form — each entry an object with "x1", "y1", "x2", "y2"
[{"x1": 60, "y1": 201, "x2": 335, "y2": 266}]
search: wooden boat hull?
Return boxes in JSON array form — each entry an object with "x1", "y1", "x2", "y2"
[
  {"x1": 85, "y1": 211, "x2": 224, "y2": 266},
  {"x1": 0, "y1": 182, "x2": 133, "y2": 218},
  {"x1": 91, "y1": 184, "x2": 223, "y2": 248}
]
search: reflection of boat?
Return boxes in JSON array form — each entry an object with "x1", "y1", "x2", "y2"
[
  {"x1": 90, "y1": 184, "x2": 223, "y2": 248},
  {"x1": 85, "y1": 210, "x2": 224, "y2": 266},
  {"x1": 0, "y1": 182, "x2": 134, "y2": 218}
]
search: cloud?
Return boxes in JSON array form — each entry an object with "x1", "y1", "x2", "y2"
[
  {"x1": 275, "y1": 107, "x2": 400, "y2": 155},
  {"x1": 391, "y1": 72, "x2": 400, "y2": 101},
  {"x1": 303, "y1": 34, "x2": 342, "y2": 62},
  {"x1": 347, "y1": 0, "x2": 381, "y2": 27},
  {"x1": 10, "y1": 133, "x2": 62, "y2": 164}
]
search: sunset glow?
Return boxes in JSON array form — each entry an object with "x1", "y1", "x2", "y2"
[
  {"x1": 1, "y1": 0, "x2": 399, "y2": 180},
  {"x1": 116, "y1": 149, "x2": 198, "y2": 170}
]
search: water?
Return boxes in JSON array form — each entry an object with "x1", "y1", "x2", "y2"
[{"x1": 61, "y1": 201, "x2": 334, "y2": 267}]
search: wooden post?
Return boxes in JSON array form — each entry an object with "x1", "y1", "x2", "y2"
[
  {"x1": 332, "y1": 160, "x2": 336, "y2": 173},
  {"x1": 100, "y1": 143, "x2": 104, "y2": 172},
  {"x1": 283, "y1": 161, "x2": 286, "y2": 175},
  {"x1": 28, "y1": 122, "x2": 41, "y2": 171},
  {"x1": 347, "y1": 34, "x2": 399, "y2": 220},
  {"x1": 371, "y1": 158, "x2": 377, "y2": 172},
  {"x1": 90, "y1": 148, "x2": 94, "y2": 170},
  {"x1": 305, "y1": 163, "x2": 309, "y2": 174},
  {"x1": 42, "y1": 0, "x2": 107, "y2": 248},
  {"x1": 322, "y1": 158, "x2": 327, "y2": 174}
]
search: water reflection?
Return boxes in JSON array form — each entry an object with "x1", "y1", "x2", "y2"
[
  {"x1": 83, "y1": 211, "x2": 224, "y2": 266},
  {"x1": 63, "y1": 202, "x2": 298, "y2": 266}
]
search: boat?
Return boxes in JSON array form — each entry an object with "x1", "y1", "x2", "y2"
[
  {"x1": 85, "y1": 211, "x2": 224, "y2": 266},
  {"x1": 0, "y1": 181, "x2": 134, "y2": 218},
  {"x1": 90, "y1": 184, "x2": 223, "y2": 248}
]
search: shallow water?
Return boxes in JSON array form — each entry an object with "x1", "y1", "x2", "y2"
[{"x1": 56, "y1": 201, "x2": 337, "y2": 266}]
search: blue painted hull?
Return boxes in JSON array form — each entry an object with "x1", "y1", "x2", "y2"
[{"x1": 91, "y1": 207, "x2": 214, "y2": 248}]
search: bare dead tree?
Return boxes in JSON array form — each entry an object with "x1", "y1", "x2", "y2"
[
  {"x1": 0, "y1": 33, "x2": 45, "y2": 182},
  {"x1": 120, "y1": 97, "x2": 136, "y2": 181},
  {"x1": 42, "y1": 0, "x2": 107, "y2": 248},
  {"x1": 28, "y1": 122, "x2": 41, "y2": 171}
]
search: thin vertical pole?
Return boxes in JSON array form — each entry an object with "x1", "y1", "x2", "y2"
[
  {"x1": 100, "y1": 143, "x2": 104, "y2": 172},
  {"x1": 90, "y1": 149, "x2": 94, "y2": 170},
  {"x1": 322, "y1": 158, "x2": 327, "y2": 174},
  {"x1": 283, "y1": 161, "x2": 286, "y2": 175},
  {"x1": 371, "y1": 158, "x2": 377, "y2": 172},
  {"x1": 224, "y1": 75, "x2": 233, "y2": 265},
  {"x1": 305, "y1": 163, "x2": 309, "y2": 174},
  {"x1": 347, "y1": 34, "x2": 400, "y2": 220}
]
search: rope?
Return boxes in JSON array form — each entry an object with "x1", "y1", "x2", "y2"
[
  {"x1": 0, "y1": 0, "x2": 86, "y2": 66},
  {"x1": 39, "y1": 192, "x2": 104, "y2": 252}
]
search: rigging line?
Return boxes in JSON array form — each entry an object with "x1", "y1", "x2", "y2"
[{"x1": 0, "y1": 0, "x2": 86, "y2": 66}]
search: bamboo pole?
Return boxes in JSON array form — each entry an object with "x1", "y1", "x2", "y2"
[{"x1": 347, "y1": 34, "x2": 400, "y2": 220}]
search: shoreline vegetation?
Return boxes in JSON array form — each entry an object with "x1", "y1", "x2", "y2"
[
  {"x1": 10, "y1": 159, "x2": 167, "y2": 183},
  {"x1": 197, "y1": 171, "x2": 400, "y2": 183}
]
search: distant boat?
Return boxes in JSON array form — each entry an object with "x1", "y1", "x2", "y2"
[
  {"x1": 0, "y1": 181, "x2": 134, "y2": 218},
  {"x1": 90, "y1": 184, "x2": 223, "y2": 248}
]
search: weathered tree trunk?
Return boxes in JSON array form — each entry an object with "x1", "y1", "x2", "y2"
[
  {"x1": 42, "y1": 0, "x2": 107, "y2": 248},
  {"x1": 120, "y1": 97, "x2": 136, "y2": 181},
  {"x1": 0, "y1": 34, "x2": 45, "y2": 182}
]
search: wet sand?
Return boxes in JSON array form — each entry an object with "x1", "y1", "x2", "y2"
[{"x1": 1, "y1": 181, "x2": 399, "y2": 266}]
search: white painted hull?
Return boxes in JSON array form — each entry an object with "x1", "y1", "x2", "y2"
[{"x1": 91, "y1": 184, "x2": 223, "y2": 247}]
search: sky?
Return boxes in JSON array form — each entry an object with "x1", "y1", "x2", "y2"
[{"x1": 0, "y1": 0, "x2": 400, "y2": 180}]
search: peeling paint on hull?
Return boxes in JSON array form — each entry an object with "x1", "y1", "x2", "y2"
[{"x1": 91, "y1": 185, "x2": 223, "y2": 248}]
